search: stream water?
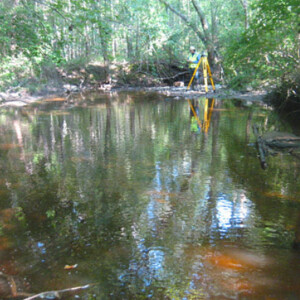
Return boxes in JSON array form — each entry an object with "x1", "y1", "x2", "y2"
[{"x1": 0, "y1": 92, "x2": 299, "y2": 299}]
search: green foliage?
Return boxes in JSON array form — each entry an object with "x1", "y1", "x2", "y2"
[
  {"x1": 267, "y1": 67, "x2": 300, "y2": 111},
  {"x1": 0, "y1": 55, "x2": 33, "y2": 91},
  {"x1": 0, "y1": 0, "x2": 298, "y2": 91},
  {"x1": 223, "y1": 0, "x2": 299, "y2": 87},
  {"x1": 15, "y1": 207, "x2": 26, "y2": 222},
  {"x1": 46, "y1": 209, "x2": 56, "y2": 219}
]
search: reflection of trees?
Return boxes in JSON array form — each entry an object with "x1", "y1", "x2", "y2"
[
  {"x1": 205, "y1": 98, "x2": 221, "y2": 241},
  {"x1": 0, "y1": 95, "x2": 192, "y2": 294},
  {"x1": 104, "y1": 98, "x2": 112, "y2": 160},
  {"x1": 0, "y1": 96, "x2": 299, "y2": 297},
  {"x1": 219, "y1": 103, "x2": 300, "y2": 248}
]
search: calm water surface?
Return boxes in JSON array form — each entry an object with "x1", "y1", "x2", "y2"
[{"x1": 0, "y1": 92, "x2": 299, "y2": 299}]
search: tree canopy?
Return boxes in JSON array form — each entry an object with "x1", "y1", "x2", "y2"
[{"x1": 0, "y1": 0, "x2": 299, "y2": 90}]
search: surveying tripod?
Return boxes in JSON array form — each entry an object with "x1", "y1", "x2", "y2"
[{"x1": 187, "y1": 53, "x2": 216, "y2": 93}]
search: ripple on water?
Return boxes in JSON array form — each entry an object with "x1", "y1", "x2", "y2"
[{"x1": 0, "y1": 95, "x2": 299, "y2": 298}]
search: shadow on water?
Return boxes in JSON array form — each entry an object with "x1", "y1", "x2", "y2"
[{"x1": 0, "y1": 91, "x2": 299, "y2": 299}]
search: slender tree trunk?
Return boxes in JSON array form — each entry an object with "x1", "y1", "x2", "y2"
[
  {"x1": 239, "y1": 0, "x2": 249, "y2": 29},
  {"x1": 159, "y1": 0, "x2": 219, "y2": 67},
  {"x1": 99, "y1": 27, "x2": 109, "y2": 78},
  {"x1": 135, "y1": 17, "x2": 140, "y2": 60},
  {"x1": 126, "y1": 34, "x2": 133, "y2": 60}
]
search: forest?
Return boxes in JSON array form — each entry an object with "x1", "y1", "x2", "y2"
[
  {"x1": 0, "y1": 1, "x2": 300, "y2": 299},
  {"x1": 0, "y1": 0, "x2": 299, "y2": 108}
]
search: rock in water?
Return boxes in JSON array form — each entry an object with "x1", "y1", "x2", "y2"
[
  {"x1": 173, "y1": 81, "x2": 184, "y2": 87},
  {"x1": 41, "y1": 291, "x2": 60, "y2": 299},
  {"x1": 63, "y1": 84, "x2": 78, "y2": 93}
]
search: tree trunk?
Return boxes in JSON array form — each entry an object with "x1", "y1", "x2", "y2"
[
  {"x1": 159, "y1": 0, "x2": 219, "y2": 67},
  {"x1": 239, "y1": 0, "x2": 249, "y2": 30},
  {"x1": 135, "y1": 17, "x2": 140, "y2": 60},
  {"x1": 99, "y1": 27, "x2": 109, "y2": 81},
  {"x1": 126, "y1": 34, "x2": 133, "y2": 60}
]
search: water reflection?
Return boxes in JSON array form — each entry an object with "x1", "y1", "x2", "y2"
[
  {"x1": 0, "y1": 93, "x2": 299, "y2": 298},
  {"x1": 215, "y1": 191, "x2": 254, "y2": 235},
  {"x1": 188, "y1": 98, "x2": 215, "y2": 134}
]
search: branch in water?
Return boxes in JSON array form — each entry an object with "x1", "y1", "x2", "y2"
[{"x1": 24, "y1": 284, "x2": 91, "y2": 300}]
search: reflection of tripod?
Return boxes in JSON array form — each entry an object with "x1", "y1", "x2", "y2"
[
  {"x1": 202, "y1": 98, "x2": 215, "y2": 133},
  {"x1": 188, "y1": 98, "x2": 215, "y2": 133},
  {"x1": 187, "y1": 54, "x2": 216, "y2": 93}
]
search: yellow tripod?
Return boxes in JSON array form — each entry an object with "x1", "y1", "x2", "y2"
[{"x1": 187, "y1": 54, "x2": 216, "y2": 93}]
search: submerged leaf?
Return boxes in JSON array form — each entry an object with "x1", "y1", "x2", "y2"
[{"x1": 64, "y1": 264, "x2": 78, "y2": 270}]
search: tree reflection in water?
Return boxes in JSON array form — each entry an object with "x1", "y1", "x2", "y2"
[{"x1": 0, "y1": 92, "x2": 299, "y2": 299}]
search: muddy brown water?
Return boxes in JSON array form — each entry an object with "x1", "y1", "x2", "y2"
[{"x1": 0, "y1": 92, "x2": 299, "y2": 299}]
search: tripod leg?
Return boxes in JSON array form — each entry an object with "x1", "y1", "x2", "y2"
[
  {"x1": 203, "y1": 59, "x2": 208, "y2": 93},
  {"x1": 187, "y1": 58, "x2": 203, "y2": 90},
  {"x1": 206, "y1": 62, "x2": 216, "y2": 92},
  {"x1": 205, "y1": 98, "x2": 215, "y2": 132},
  {"x1": 188, "y1": 99, "x2": 202, "y2": 128},
  {"x1": 204, "y1": 98, "x2": 208, "y2": 132}
]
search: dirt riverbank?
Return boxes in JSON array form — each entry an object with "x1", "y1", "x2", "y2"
[{"x1": 0, "y1": 85, "x2": 268, "y2": 108}]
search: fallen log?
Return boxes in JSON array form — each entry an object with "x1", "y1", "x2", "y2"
[
  {"x1": 253, "y1": 125, "x2": 268, "y2": 169},
  {"x1": 252, "y1": 126, "x2": 300, "y2": 169},
  {"x1": 262, "y1": 131, "x2": 300, "y2": 148}
]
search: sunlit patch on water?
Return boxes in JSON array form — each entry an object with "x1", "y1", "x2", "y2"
[
  {"x1": 119, "y1": 246, "x2": 168, "y2": 289},
  {"x1": 145, "y1": 190, "x2": 177, "y2": 198},
  {"x1": 44, "y1": 97, "x2": 67, "y2": 102},
  {"x1": 204, "y1": 248, "x2": 269, "y2": 271},
  {"x1": 180, "y1": 244, "x2": 279, "y2": 298},
  {"x1": 215, "y1": 192, "x2": 254, "y2": 234}
]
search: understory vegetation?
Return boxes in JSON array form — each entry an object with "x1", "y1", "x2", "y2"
[{"x1": 0, "y1": 0, "x2": 299, "y2": 107}]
